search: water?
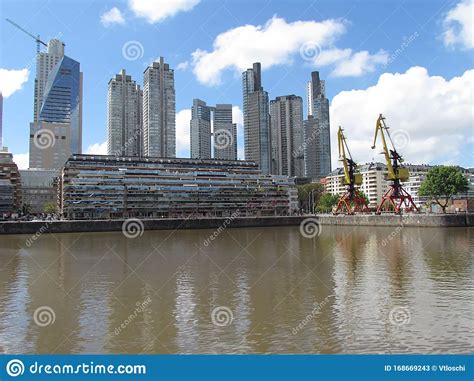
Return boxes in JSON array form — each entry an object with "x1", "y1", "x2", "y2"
[{"x1": 0, "y1": 225, "x2": 472, "y2": 354}]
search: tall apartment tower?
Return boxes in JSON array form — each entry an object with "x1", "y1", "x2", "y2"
[
  {"x1": 304, "y1": 71, "x2": 331, "y2": 179},
  {"x1": 142, "y1": 57, "x2": 176, "y2": 158},
  {"x1": 29, "y1": 39, "x2": 83, "y2": 170},
  {"x1": 107, "y1": 69, "x2": 142, "y2": 157},
  {"x1": 270, "y1": 95, "x2": 304, "y2": 177},
  {"x1": 190, "y1": 99, "x2": 211, "y2": 159},
  {"x1": 213, "y1": 104, "x2": 237, "y2": 161},
  {"x1": 242, "y1": 63, "x2": 271, "y2": 173}
]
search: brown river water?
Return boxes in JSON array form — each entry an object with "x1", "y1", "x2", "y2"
[{"x1": 0, "y1": 224, "x2": 472, "y2": 354}]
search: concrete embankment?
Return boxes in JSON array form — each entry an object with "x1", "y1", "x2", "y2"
[{"x1": 0, "y1": 214, "x2": 472, "y2": 235}]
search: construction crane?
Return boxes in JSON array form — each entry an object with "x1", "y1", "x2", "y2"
[
  {"x1": 371, "y1": 114, "x2": 418, "y2": 214},
  {"x1": 333, "y1": 126, "x2": 369, "y2": 215},
  {"x1": 5, "y1": 18, "x2": 47, "y2": 53}
]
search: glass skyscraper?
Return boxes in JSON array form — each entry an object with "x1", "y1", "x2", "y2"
[{"x1": 29, "y1": 39, "x2": 83, "y2": 170}]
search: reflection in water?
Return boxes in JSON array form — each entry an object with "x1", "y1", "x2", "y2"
[{"x1": 0, "y1": 225, "x2": 472, "y2": 354}]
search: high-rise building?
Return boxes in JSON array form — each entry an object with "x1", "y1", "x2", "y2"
[
  {"x1": 29, "y1": 39, "x2": 83, "y2": 170},
  {"x1": 190, "y1": 99, "x2": 211, "y2": 159},
  {"x1": 304, "y1": 71, "x2": 331, "y2": 179},
  {"x1": 34, "y1": 39, "x2": 65, "y2": 123},
  {"x1": 306, "y1": 73, "x2": 325, "y2": 117},
  {"x1": 213, "y1": 104, "x2": 237, "y2": 161},
  {"x1": 242, "y1": 63, "x2": 271, "y2": 173},
  {"x1": 0, "y1": 92, "x2": 3, "y2": 149},
  {"x1": 270, "y1": 95, "x2": 304, "y2": 177},
  {"x1": 143, "y1": 57, "x2": 176, "y2": 158},
  {"x1": 107, "y1": 69, "x2": 142, "y2": 157}
]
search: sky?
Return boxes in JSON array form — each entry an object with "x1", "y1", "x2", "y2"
[{"x1": 0, "y1": 0, "x2": 473, "y2": 170}]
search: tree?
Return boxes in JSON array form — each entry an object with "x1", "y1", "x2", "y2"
[
  {"x1": 419, "y1": 166, "x2": 469, "y2": 213},
  {"x1": 297, "y1": 183, "x2": 325, "y2": 213},
  {"x1": 43, "y1": 201, "x2": 58, "y2": 215},
  {"x1": 317, "y1": 193, "x2": 340, "y2": 213}
]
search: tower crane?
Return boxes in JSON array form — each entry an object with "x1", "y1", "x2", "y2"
[
  {"x1": 333, "y1": 126, "x2": 369, "y2": 214},
  {"x1": 371, "y1": 114, "x2": 418, "y2": 214},
  {"x1": 5, "y1": 18, "x2": 47, "y2": 53}
]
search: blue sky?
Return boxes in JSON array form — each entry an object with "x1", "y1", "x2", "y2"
[{"x1": 1, "y1": 0, "x2": 473, "y2": 169}]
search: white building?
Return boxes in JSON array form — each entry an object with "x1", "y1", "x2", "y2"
[
  {"x1": 143, "y1": 57, "x2": 175, "y2": 157},
  {"x1": 107, "y1": 69, "x2": 142, "y2": 157},
  {"x1": 213, "y1": 104, "x2": 237, "y2": 161}
]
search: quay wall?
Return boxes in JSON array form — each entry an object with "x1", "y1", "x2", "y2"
[{"x1": 0, "y1": 214, "x2": 472, "y2": 235}]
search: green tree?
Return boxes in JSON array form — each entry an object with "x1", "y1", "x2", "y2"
[
  {"x1": 419, "y1": 166, "x2": 469, "y2": 213},
  {"x1": 43, "y1": 201, "x2": 58, "y2": 215},
  {"x1": 317, "y1": 193, "x2": 340, "y2": 213},
  {"x1": 297, "y1": 183, "x2": 325, "y2": 213}
]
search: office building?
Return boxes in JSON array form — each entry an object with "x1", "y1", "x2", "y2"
[
  {"x1": 33, "y1": 39, "x2": 65, "y2": 123},
  {"x1": 0, "y1": 151, "x2": 21, "y2": 214},
  {"x1": 29, "y1": 39, "x2": 83, "y2": 170},
  {"x1": 213, "y1": 104, "x2": 237, "y2": 161},
  {"x1": 270, "y1": 95, "x2": 304, "y2": 177},
  {"x1": 60, "y1": 155, "x2": 297, "y2": 219},
  {"x1": 107, "y1": 69, "x2": 142, "y2": 157},
  {"x1": 242, "y1": 63, "x2": 271, "y2": 173},
  {"x1": 190, "y1": 99, "x2": 211, "y2": 159},
  {"x1": 143, "y1": 57, "x2": 176, "y2": 158},
  {"x1": 20, "y1": 169, "x2": 57, "y2": 214},
  {"x1": 305, "y1": 71, "x2": 331, "y2": 179}
]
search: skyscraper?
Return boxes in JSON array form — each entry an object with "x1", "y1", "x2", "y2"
[
  {"x1": 143, "y1": 57, "x2": 176, "y2": 158},
  {"x1": 34, "y1": 39, "x2": 65, "y2": 123},
  {"x1": 29, "y1": 39, "x2": 83, "y2": 170},
  {"x1": 213, "y1": 104, "x2": 236, "y2": 161},
  {"x1": 190, "y1": 99, "x2": 211, "y2": 159},
  {"x1": 0, "y1": 92, "x2": 3, "y2": 149},
  {"x1": 107, "y1": 69, "x2": 142, "y2": 157},
  {"x1": 304, "y1": 71, "x2": 331, "y2": 179},
  {"x1": 242, "y1": 63, "x2": 271, "y2": 173},
  {"x1": 270, "y1": 95, "x2": 304, "y2": 177}
]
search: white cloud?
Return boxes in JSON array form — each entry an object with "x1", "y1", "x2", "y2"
[
  {"x1": 0, "y1": 68, "x2": 29, "y2": 97},
  {"x1": 442, "y1": 0, "x2": 474, "y2": 49},
  {"x1": 85, "y1": 141, "x2": 107, "y2": 155},
  {"x1": 13, "y1": 152, "x2": 29, "y2": 169},
  {"x1": 191, "y1": 16, "x2": 347, "y2": 85},
  {"x1": 326, "y1": 49, "x2": 388, "y2": 77},
  {"x1": 101, "y1": 7, "x2": 125, "y2": 27},
  {"x1": 330, "y1": 67, "x2": 474, "y2": 167},
  {"x1": 128, "y1": 0, "x2": 200, "y2": 24},
  {"x1": 176, "y1": 61, "x2": 189, "y2": 71},
  {"x1": 176, "y1": 109, "x2": 191, "y2": 157}
]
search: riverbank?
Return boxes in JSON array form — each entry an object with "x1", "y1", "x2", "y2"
[{"x1": 0, "y1": 213, "x2": 472, "y2": 235}]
